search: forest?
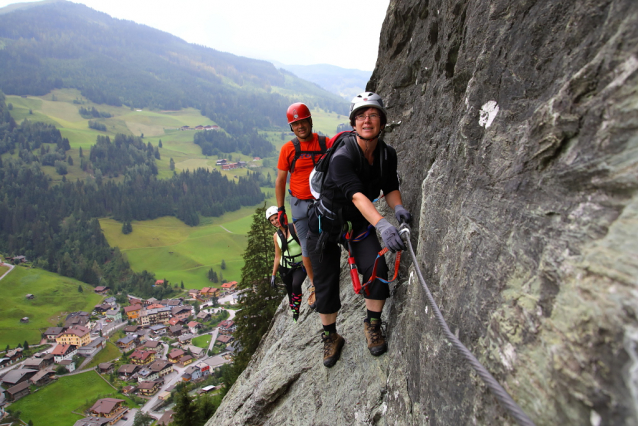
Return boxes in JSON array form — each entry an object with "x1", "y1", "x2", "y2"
[{"x1": 0, "y1": 92, "x2": 265, "y2": 297}]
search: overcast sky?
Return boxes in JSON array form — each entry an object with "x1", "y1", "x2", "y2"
[{"x1": 0, "y1": 0, "x2": 391, "y2": 71}]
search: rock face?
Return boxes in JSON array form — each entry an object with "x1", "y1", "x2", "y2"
[{"x1": 208, "y1": 1, "x2": 638, "y2": 425}]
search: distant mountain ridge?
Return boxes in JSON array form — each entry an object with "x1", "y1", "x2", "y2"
[
  {"x1": 0, "y1": 1, "x2": 348, "y2": 134},
  {"x1": 271, "y1": 61, "x2": 371, "y2": 99}
]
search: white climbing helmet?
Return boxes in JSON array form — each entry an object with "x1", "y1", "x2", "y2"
[
  {"x1": 265, "y1": 206, "x2": 279, "y2": 221},
  {"x1": 349, "y1": 92, "x2": 388, "y2": 122}
]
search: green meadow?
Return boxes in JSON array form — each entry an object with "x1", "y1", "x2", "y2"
[
  {"x1": 5, "y1": 88, "x2": 341, "y2": 296},
  {"x1": 0, "y1": 266, "x2": 102, "y2": 348},
  {"x1": 11, "y1": 370, "x2": 138, "y2": 426}
]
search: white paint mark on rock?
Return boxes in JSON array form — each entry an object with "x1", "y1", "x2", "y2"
[
  {"x1": 381, "y1": 403, "x2": 388, "y2": 415},
  {"x1": 590, "y1": 410, "x2": 602, "y2": 426},
  {"x1": 479, "y1": 101, "x2": 499, "y2": 128},
  {"x1": 500, "y1": 342, "x2": 517, "y2": 371}
]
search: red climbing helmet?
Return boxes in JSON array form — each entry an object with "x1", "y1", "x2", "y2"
[{"x1": 286, "y1": 102, "x2": 311, "y2": 124}]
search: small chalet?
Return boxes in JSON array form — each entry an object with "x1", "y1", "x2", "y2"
[
  {"x1": 4, "y1": 381, "x2": 30, "y2": 402},
  {"x1": 73, "y1": 417, "x2": 110, "y2": 426},
  {"x1": 171, "y1": 306, "x2": 192, "y2": 321},
  {"x1": 187, "y1": 321, "x2": 202, "y2": 334},
  {"x1": 180, "y1": 355, "x2": 194, "y2": 367},
  {"x1": 143, "y1": 340, "x2": 162, "y2": 352},
  {"x1": 5, "y1": 347, "x2": 24, "y2": 364},
  {"x1": 129, "y1": 350, "x2": 155, "y2": 365},
  {"x1": 168, "y1": 349, "x2": 184, "y2": 363},
  {"x1": 25, "y1": 294, "x2": 34, "y2": 299},
  {"x1": 1, "y1": 369, "x2": 37, "y2": 387},
  {"x1": 94, "y1": 286, "x2": 110, "y2": 295},
  {"x1": 124, "y1": 304, "x2": 143, "y2": 321},
  {"x1": 181, "y1": 364, "x2": 202, "y2": 381},
  {"x1": 188, "y1": 289, "x2": 200, "y2": 298},
  {"x1": 121, "y1": 385, "x2": 137, "y2": 395},
  {"x1": 44, "y1": 327, "x2": 65, "y2": 341},
  {"x1": 169, "y1": 325, "x2": 184, "y2": 337},
  {"x1": 78, "y1": 337, "x2": 106, "y2": 357},
  {"x1": 218, "y1": 320, "x2": 236, "y2": 335},
  {"x1": 94, "y1": 304, "x2": 112, "y2": 313},
  {"x1": 98, "y1": 362, "x2": 114, "y2": 374},
  {"x1": 149, "y1": 324, "x2": 167, "y2": 335},
  {"x1": 52, "y1": 344, "x2": 77, "y2": 363},
  {"x1": 29, "y1": 369, "x2": 55, "y2": 387},
  {"x1": 196, "y1": 311, "x2": 211, "y2": 321},
  {"x1": 117, "y1": 364, "x2": 139, "y2": 379},
  {"x1": 138, "y1": 380, "x2": 162, "y2": 396},
  {"x1": 178, "y1": 333, "x2": 194, "y2": 345},
  {"x1": 89, "y1": 398, "x2": 127, "y2": 423},
  {"x1": 116, "y1": 335, "x2": 138, "y2": 351},
  {"x1": 105, "y1": 308, "x2": 121, "y2": 322},
  {"x1": 168, "y1": 317, "x2": 183, "y2": 327},
  {"x1": 157, "y1": 410, "x2": 174, "y2": 426},
  {"x1": 185, "y1": 345, "x2": 205, "y2": 358},
  {"x1": 65, "y1": 311, "x2": 91, "y2": 328},
  {"x1": 221, "y1": 281, "x2": 238, "y2": 292},
  {"x1": 60, "y1": 359, "x2": 76, "y2": 373},
  {"x1": 217, "y1": 334, "x2": 234, "y2": 345},
  {"x1": 123, "y1": 325, "x2": 142, "y2": 335}
]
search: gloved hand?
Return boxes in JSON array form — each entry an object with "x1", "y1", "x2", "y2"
[
  {"x1": 277, "y1": 206, "x2": 288, "y2": 227},
  {"x1": 270, "y1": 275, "x2": 276, "y2": 288},
  {"x1": 394, "y1": 204, "x2": 412, "y2": 225},
  {"x1": 375, "y1": 218, "x2": 406, "y2": 252}
]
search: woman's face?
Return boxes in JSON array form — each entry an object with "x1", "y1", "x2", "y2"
[
  {"x1": 269, "y1": 215, "x2": 280, "y2": 227},
  {"x1": 353, "y1": 107, "x2": 383, "y2": 139}
]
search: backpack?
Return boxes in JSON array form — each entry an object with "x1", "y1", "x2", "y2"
[
  {"x1": 289, "y1": 136, "x2": 328, "y2": 173},
  {"x1": 277, "y1": 224, "x2": 302, "y2": 268},
  {"x1": 309, "y1": 131, "x2": 361, "y2": 200}
]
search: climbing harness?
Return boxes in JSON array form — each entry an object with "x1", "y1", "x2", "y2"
[
  {"x1": 398, "y1": 224, "x2": 536, "y2": 426},
  {"x1": 344, "y1": 222, "x2": 402, "y2": 297}
]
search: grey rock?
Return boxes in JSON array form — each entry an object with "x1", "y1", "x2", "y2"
[{"x1": 209, "y1": 0, "x2": 638, "y2": 425}]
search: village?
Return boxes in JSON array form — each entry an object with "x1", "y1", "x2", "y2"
[{"x1": 0, "y1": 282, "x2": 241, "y2": 425}]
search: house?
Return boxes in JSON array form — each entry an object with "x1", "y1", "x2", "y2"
[
  {"x1": 89, "y1": 398, "x2": 127, "y2": 423},
  {"x1": 56, "y1": 325, "x2": 91, "y2": 347},
  {"x1": 168, "y1": 317, "x2": 183, "y2": 327},
  {"x1": 4, "y1": 381, "x2": 30, "y2": 402},
  {"x1": 169, "y1": 325, "x2": 184, "y2": 337},
  {"x1": 10, "y1": 255, "x2": 27, "y2": 263},
  {"x1": 196, "y1": 311, "x2": 211, "y2": 322},
  {"x1": 105, "y1": 308, "x2": 121, "y2": 322},
  {"x1": 129, "y1": 350, "x2": 155, "y2": 365},
  {"x1": 138, "y1": 380, "x2": 162, "y2": 396},
  {"x1": 171, "y1": 306, "x2": 192, "y2": 321},
  {"x1": 187, "y1": 321, "x2": 201, "y2": 334},
  {"x1": 185, "y1": 345, "x2": 205, "y2": 358},
  {"x1": 116, "y1": 335, "x2": 138, "y2": 351},
  {"x1": 128, "y1": 297, "x2": 143, "y2": 306},
  {"x1": 98, "y1": 362, "x2": 114, "y2": 374},
  {"x1": 143, "y1": 341, "x2": 162, "y2": 352},
  {"x1": 157, "y1": 410, "x2": 174, "y2": 426},
  {"x1": 52, "y1": 344, "x2": 77, "y2": 363},
  {"x1": 221, "y1": 281, "x2": 238, "y2": 291},
  {"x1": 188, "y1": 289, "x2": 200, "y2": 298},
  {"x1": 168, "y1": 349, "x2": 184, "y2": 363},
  {"x1": 161, "y1": 299, "x2": 182, "y2": 307},
  {"x1": 136, "y1": 328, "x2": 152, "y2": 343},
  {"x1": 149, "y1": 324, "x2": 167, "y2": 335},
  {"x1": 218, "y1": 320, "x2": 236, "y2": 335},
  {"x1": 148, "y1": 359, "x2": 173, "y2": 379},
  {"x1": 221, "y1": 163, "x2": 238, "y2": 170},
  {"x1": 180, "y1": 355, "x2": 194, "y2": 367},
  {"x1": 43, "y1": 327, "x2": 65, "y2": 341},
  {"x1": 24, "y1": 357, "x2": 47, "y2": 371},
  {"x1": 123, "y1": 325, "x2": 142, "y2": 335},
  {"x1": 155, "y1": 279, "x2": 165, "y2": 286},
  {"x1": 94, "y1": 304, "x2": 112, "y2": 314},
  {"x1": 216, "y1": 334, "x2": 233, "y2": 345},
  {"x1": 65, "y1": 311, "x2": 91, "y2": 328},
  {"x1": 78, "y1": 337, "x2": 106, "y2": 357},
  {"x1": 196, "y1": 361, "x2": 211, "y2": 377},
  {"x1": 1, "y1": 369, "x2": 37, "y2": 387},
  {"x1": 121, "y1": 385, "x2": 137, "y2": 395},
  {"x1": 178, "y1": 333, "x2": 194, "y2": 345},
  {"x1": 117, "y1": 364, "x2": 139, "y2": 379},
  {"x1": 25, "y1": 294, "x2": 34, "y2": 299},
  {"x1": 216, "y1": 159, "x2": 227, "y2": 165},
  {"x1": 181, "y1": 364, "x2": 202, "y2": 381},
  {"x1": 73, "y1": 417, "x2": 110, "y2": 426},
  {"x1": 104, "y1": 297, "x2": 117, "y2": 306},
  {"x1": 158, "y1": 391, "x2": 171, "y2": 401},
  {"x1": 94, "y1": 286, "x2": 110, "y2": 295},
  {"x1": 237, "y1": 161, "x2": 247, "y2": 168},
  {"x1": 124, "y1": 304, "x2": 143, "y2": 321},
  {"x1": 60, "y1": 359, "x2": 76, "y2": 373},
  {"x1": 5, "y1": 347, "x2": 24, "y2": 364},
  {"x1": 29, "y1": 369, "x2": 55, "y2": 387}
]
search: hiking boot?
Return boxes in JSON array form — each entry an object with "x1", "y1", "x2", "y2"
[
  {"x1": 292, "y1": 310, "x2": 299, "y2": 323},
  {"x1": 308, "y1": 286, "x2": 316, "y2": 310},
  {"x1": 364, "y1": 319, "x2": 387, "y2": 356},
  {"x1": 322, "y1": 332, "x2": 344, "y2": 368}
]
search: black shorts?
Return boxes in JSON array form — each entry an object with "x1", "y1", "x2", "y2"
[{"x1": 307, "y1": 224, "x2": 390, "y2": 314}]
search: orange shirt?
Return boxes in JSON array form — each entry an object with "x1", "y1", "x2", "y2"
[{"x1": 277, "y1": 133, "x2": 332, "y2": 200}]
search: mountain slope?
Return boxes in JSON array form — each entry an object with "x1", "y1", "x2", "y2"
[{"x1": 0, "y1": 1, "x2": 348, "y2": 134}]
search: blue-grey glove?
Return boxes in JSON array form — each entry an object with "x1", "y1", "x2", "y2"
[
  {"x1": 270, "y1": 275, "x2": 276, "y2": 288},
  {"x1": 394, "y1": 204, "x2": 412, "y2": 225},
  {"x1": 375, "y1": 218, "x2": 406, "y2": 252}
]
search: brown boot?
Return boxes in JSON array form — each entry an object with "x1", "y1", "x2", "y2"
[
  {"x1": 308, "y1": 286, "x2": 316, "y2": 309},
  {"x1": 322, "y1": 332, "x2": 344, "y2": 368},
  {"x1": 364, "y1": 319, "x2": 387, "y2": 356}
]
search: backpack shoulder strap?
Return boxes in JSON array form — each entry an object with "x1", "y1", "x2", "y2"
[
  {"x1": 287, "y1": 223, "x2": 300, "y2": 247},
  {"x1": 318, "y1": 135, "x2": 327, "y2": 153},
  {"x1": 276, "y1": 229, "x2": 287, "y2": 254},
  {"x1": 290, "y1": 138, "x2": 301, "y2": 173}
]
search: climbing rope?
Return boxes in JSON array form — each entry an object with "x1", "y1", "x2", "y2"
[{"x1": 399, "y1": 224, "x2": 536, "y2": 426}]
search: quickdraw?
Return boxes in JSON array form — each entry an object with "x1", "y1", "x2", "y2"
[{"x1": 344, "y1": 222, "x2": 402, "y2": 297}]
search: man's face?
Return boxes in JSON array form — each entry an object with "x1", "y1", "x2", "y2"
[{"x1": 291, "y1": 118, "x2": 312, "y2": 140}]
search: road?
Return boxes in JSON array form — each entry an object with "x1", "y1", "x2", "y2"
[{"x1": 0, "y1": 262, "x2": 14, "y2": 281}]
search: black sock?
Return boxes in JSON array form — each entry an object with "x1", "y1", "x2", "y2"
[
  {"x1": 323, "y1": 322, "x2": 336, "y2": 335},
  {"x1": 367, "y1": 309, "x2": 381, "y2": 322}
]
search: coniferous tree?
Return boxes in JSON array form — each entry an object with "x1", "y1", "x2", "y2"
[
  {"x1": 221, "y1": 259, "x2": 226, "y2": 270},
  {"x1": 170, "y1": 157, "x2": 175, "y2": 171},
  {"x1": 23, "y1": 340, "x2": 29, "y2": 351},
  {"x1": 77, "y1": 284, "x2": 83, "y2": 293},
  {"x1": 231, "y1": 205, "x2": 283, "y2": 382},
  {"x1": 173, "y1": 388, "x2": 198, "y2": 426},
  {"x1": 180, "y1": 280, "x2": 184, "y2": 289}
]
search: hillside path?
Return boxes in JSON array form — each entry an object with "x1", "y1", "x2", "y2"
[
  {"x1": 0, "y1": 262, "x2": 14, "y2": 281},
  {"x1": 219, "y1": 225, "x2": 233, "y2": 233}
]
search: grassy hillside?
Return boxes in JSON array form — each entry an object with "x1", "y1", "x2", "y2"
[
  {"x1": 0, "y1": 265, "x2": 102, "y2": 348},
  {"x1": 11, "y1": 370, "x2": 138, "y2": 426}
]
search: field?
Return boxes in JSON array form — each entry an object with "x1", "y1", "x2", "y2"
[
  {"x1": 4, "y1": 88, "x2": 342, "y2": 294},
  {"x1": 10, "y1": 370, "x2": 138, "y2": 426},
  {"x1": 192, "y1": 334, "x2": 212, "y2": 349},
  {"x1": 0, "y1": 266, "x2": 102, "y2": 348},
  {"x1": 84, "y1": 341, "x2": 121, "y2": 370}
]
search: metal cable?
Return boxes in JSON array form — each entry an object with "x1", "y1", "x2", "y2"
[{"x1": 399, "y1": 225, "x2": 535, "y2": 426}]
